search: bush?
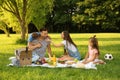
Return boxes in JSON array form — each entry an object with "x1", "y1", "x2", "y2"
[{"x1": 15, "y1": 39, "x2": 27, "y2": 45}]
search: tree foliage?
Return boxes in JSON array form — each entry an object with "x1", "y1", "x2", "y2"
[
  {"x1": 0, "y1": 0, "x2": 54, "y2": 40},
  {"x1": 0, "y1": 9, "x2": 20, "y2": 33},
  {"x1": 45, "y1": 0, "x2": 79, "y2": 32},
  {"x1": 29, "y1": 0, "x2": 54, "y2": 30},
  {"x1": 0, "y1": 0, "x2": 120, "y2": 34},
  {"x1": 72, "y1": 0, "x2": 120, "y2": 30},
  {"x1": 0, "y1": 20, "x2": 10, "y2": 37}
]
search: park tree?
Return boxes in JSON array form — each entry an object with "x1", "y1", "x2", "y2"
[
  {"x1": 0, "y1": 9, "x2": 20, "y2": 36},
  {"x1": 0, "y1": 0, "x2": 28, "y2": 40},
  {"x1": 72, "y1": 0, "x2": 120, "y2": 32},
  {"x1": 0, "y1": 0, "x2": 54, "y2": 40},
  {"x1": 0, "y1": 0, "x2": 10, "y2": 37},
  {"x1": 46, "y1": 0, "x2": 79, "y2": 32}
]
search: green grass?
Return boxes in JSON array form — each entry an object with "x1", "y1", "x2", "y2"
[{"x1": 0, "y1": 33, "x2": 120, "y2": 80}]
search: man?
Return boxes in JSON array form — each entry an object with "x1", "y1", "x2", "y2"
[{"x1": 28, "y1": 28, "x2": 52, "y2": 62}]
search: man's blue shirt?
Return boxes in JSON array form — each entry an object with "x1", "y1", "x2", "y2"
[{"x1": 28, "y1": 32, "x2": 40, "y2": 42}]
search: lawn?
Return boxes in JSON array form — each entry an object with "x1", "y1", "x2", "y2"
[{"x1": 0, "y1": 33, "x2": 120, "y2": 80}]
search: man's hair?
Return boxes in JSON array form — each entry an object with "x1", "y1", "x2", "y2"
[{"x1": 40, "y1": 27, "x2": 48, "y2": 32}]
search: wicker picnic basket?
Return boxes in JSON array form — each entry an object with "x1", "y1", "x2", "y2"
[{"x1": 15, "y1": 47, "x2": 32, "y2": 66}]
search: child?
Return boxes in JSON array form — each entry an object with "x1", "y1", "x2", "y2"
[
  {"x1": 50, "y1": 31, "x2": 81, "y2": 61},
  {"x1": 82, "y1": 35, "x2": 105, "y2": 64}
]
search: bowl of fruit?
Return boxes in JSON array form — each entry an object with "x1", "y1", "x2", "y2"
[{"x1": 36, "y1": 58, "x2": 47, "y2": 65}]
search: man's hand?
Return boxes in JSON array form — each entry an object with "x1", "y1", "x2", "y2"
[
  {"x1": 28, "y1": 42, "x2": 42, "y2": 50},
  {"x1": 36, "y1": 43, "x2": 42, "y2": 48}
]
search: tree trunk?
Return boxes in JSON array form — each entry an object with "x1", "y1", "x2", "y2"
[
  {"x1": 6, "y1": 31, "x2": 10, "y2": 37},
  {"x1": 3, "y1": 25, "x2": 10, "y2": 37},
  {"x1": 21, "y1": 26, "x2": 26, "y2": 40},
  {"x1": 20, "y1": 20, "x2": 26, "y2": 40},
  {"x1": 20, "y1": 0, "x2": 27, "y2": 40},
  {"x1": 18, "y1": 0, "x2": 27, "y2": 40},
  {"x1": 3, "y1": 29, "x2": 10, "y2": 37}
]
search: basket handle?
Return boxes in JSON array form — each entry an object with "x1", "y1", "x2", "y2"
[{"x1": 26, "y1": 47, "x2": 28, "y2": 54}]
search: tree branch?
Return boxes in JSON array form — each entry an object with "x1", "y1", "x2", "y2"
[
  {"x1": 7, "y1": 0, "x2": 16, "y2": 12},
  {"x1": 22, "y1": 0, "x2": 27, "y2": 21},
  {"x1": 1, "y1": 6, "x2": 15, "y2": 14},
  {"x1": 10, "y1": 0, "x2": 22, "y2": 22}
]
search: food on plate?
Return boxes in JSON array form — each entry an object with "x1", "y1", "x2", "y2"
[
  {"x1": 35, "y1": 58, "x2": 47, "y2": 65},
  {"x1": 65, "y1": 61, "x2": 76, "y2": 65},
  {"x1": 58, "y1": 60, "x2": 65, "y2": 64}
]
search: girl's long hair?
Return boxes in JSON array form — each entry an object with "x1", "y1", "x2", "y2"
[
  {"x1": 63, "y1": 31, "x2": 77, "y2": 48},
  {"x1": 89, "y1": 35, "x2": 100, "y2": 55}
]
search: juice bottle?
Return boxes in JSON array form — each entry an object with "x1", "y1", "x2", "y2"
[{"x1": 53, "y1": 55, "x2": 56, "y2": 66}]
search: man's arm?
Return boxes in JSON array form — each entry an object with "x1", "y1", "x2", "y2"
[
  {"x1": 28, "y1": 42, "x2": 41, "y2": 50},
  {"x1": 27, "y1": 32, "x2": 41, "y2": 50}
]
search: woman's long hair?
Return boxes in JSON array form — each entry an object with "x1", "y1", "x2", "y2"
[
  {"x1": 89, "y1": 35, "x2": 100, "y2": 55},
  {"x1": 63, "y1": 31, "x2": 77, "y2": 48}
]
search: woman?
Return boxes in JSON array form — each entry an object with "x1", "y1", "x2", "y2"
[{"x1": 50, "y1": 31, "x2": 81, "y2": 61}]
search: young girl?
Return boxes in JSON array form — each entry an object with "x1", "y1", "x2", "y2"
[
  {"x1": 50, "y1": 31, "x2": 81, "y2": 61},
  {"x1": 82, "y1": 35, "x2": 105, "y2": 64}
]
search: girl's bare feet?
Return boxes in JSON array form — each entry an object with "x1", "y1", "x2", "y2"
[{"x1": 58, "y1": 57, "x2": 65, "y2": 61}]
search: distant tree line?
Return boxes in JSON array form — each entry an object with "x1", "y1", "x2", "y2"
[
  {"x1": 0, "y1": 0, "x2": 120, "y2": 38},
  {"x1": 44, "y1": 0, "x2": 120, "y2": 33},
  {"x1": 30, "y1": 0, "x2": 120, "y2": 33}
]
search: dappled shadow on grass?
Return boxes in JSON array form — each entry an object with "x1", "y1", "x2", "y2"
[
  {"x1": 72, "y1": 38, "x2": 120, "y2": 41},
  {"x1": 100, "y1": 44, "x2": 120, "y2": 52},
  {"x1": 77, "y1": 44, "x2": 120, "y2": 49},
  {"x1": 52, "y1": 38, "x2": 120, "y2": 43}
]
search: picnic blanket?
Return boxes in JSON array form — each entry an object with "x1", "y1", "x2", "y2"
[
  {"x1": 8, "y1": 57, "x2": 97, "y2": 70},
  {"x1": 27, "y1": 62, "x2": 97, "y2": 70}
]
